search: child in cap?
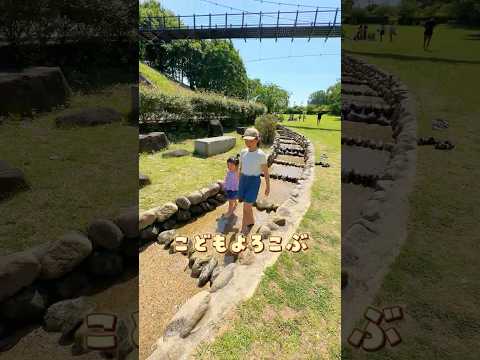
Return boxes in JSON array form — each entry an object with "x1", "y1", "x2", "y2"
[
  {"x1": 238, "y1": 127, "x2": 270, "y2": 234},
  {"x1": 222, "y1": 154, "x2": 240, "y2": 218}
]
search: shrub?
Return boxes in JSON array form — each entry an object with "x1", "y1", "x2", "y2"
[
  {"x1": 139, "y1": 86, "x2": 266, "y2": 123},
  {"x1": 254, "y1": 114, "x2": 279, "y2": 145}
]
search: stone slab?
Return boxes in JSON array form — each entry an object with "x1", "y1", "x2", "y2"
[{"x1": 194, "y1": 136, "x2": 236, "y2": 157}]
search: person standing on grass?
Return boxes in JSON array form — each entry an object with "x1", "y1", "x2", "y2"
[
  {"x1": 424, "y1": 17, "x2": 436, "y2": 50},
  {"x1": 238, "y1": 127, "x2": 270, "y2": 235},
  {"x1": 379, "y1": 23, "x2": 386, "y2": 42},
  {"x1": 389, "y1": 22, "x2": 397, "y2": 42},
  {"x1": 317, "y1": 112, "x2": 323, "y2": 126}
]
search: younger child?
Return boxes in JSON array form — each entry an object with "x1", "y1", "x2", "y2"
[{"x1": 223, "y1": 155, "x2": 240, "y2": 217}]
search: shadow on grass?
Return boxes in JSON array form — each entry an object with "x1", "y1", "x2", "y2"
[
  {"x1": 284, "y1": 125, "x2": 341, "y2": 132},
  {"x1": 344, "y1": 49, "x2": 480, "y2": 64}
]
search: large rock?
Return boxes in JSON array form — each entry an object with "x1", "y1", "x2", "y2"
[
  {"x1": 114, "y1": 207, "x2": 139, "y2": 238},
  {"x1": 175, "y1": 196, "x2": 191, "y2": 210},
  {"x1": 87, "y1": 251, "x2": 124, "y2": 277},
  {"x1": 139, "y1": 210, "x2": 156, "y2": 230},
  {"x1": 194, "y1": 136, "x2": 236, "y2": 157},
  {"x1": 208, "y1": 119, "x2": 224, "y2": 137},
  {"x1": 176, "y1": 210, "x2": 192, "y2": 222},
  {"x1": 187, "y1": 191, "x2": 203, "y2": 205},
  {"x1": 154, "y1": 202, "x2": 178, "y2": 222},
  {"x1": 0, "y1": 251, "x2": 41, "y2": 302},
  {"x1": 39, "y1": 231, "x2": 93, "y2": 280},
  {"x1": 0, "y1": 285, "x2": 48, "y2": 322},
  {"x1": 0, "y1": 67, "x2": 71, "y2": 116},
  {"x1": 164, "y1": 291, "x2": 211, "y2": 338},
  {"x1": 139, "y1": 132, "x2": 169, "y2": 153},
  {"x1": 54, "y1": 270, "x2": 90, "y2": 299},
  {"x1": 44, "y1": 297, "x2": 96, "y2": 333},
  {"x1": 87, "y1": 219, "x2": 124, "y2": 250},
  {"x1": 0, "y1": 160, "x2": 28, "y2": 199},
  {"x1": 56, "y1": 107, "x2": 122, "y2": 128}
]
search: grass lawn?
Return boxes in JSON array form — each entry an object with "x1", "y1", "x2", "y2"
[
  {"x1": 195, "y1": 115, "x2": 341, "y2": 359},
  {"x1": 0, "y1": 84, "x2": 137, "y2": 255},
  {"x1": 343, "y1": 24, "x2": 480, "y2": 62},
  {"x1": 343, "y1": 25, "x2": 480, "y2": 359},
  {"x1": 139, "y1": 132, "x2": 272, "y2": 212}
]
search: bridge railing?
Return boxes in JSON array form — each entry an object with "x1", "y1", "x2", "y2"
[{"x1": 140, "y1": 9, "x2": 340, "y2": 31}]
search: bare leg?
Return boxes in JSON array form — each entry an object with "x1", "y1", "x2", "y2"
[{"x1": 241, "y1": 202, "x2": 255, "y2": 234}]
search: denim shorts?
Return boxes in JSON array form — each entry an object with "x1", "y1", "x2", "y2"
[
  {"x1": 226, "y1": 190, "x2": 238, "y2": 200},
  {"x1": 238, "y1": 174, "x2": 261, "y2": 204}
]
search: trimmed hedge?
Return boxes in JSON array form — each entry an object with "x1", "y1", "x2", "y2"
[{"x1": 140, "y1": 86, "x2": 266, "y2": 124}]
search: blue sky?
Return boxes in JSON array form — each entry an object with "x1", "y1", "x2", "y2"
[{"x1": 151, "y1": 0, "x2": 341, "y2": 105}]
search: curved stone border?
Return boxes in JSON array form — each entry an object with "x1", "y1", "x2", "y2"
[
  {"x1": 341, "y1": 56, "x2": 417, "y2": 337},
  {"x1": 147, "y1": 126, "x2": 316, "y2": 360}
]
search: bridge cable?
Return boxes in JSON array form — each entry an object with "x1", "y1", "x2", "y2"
[{"x1": 248, "y1": 0, "x2": 337, "y2": 10}]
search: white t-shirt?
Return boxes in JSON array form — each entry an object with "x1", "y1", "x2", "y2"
[{"x1": 239, "y1": 148, "x2": 267, "y2": 176}]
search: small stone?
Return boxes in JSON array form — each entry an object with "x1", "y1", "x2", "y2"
[
  {"x1": 257, "y1": 225, "x2": 271, "y2": 238},
  {"x1": 190, "y1": 205, "x2": 204, "y2": 216},
  {"x1": 267, "y1": 222, "x2": 280, "y2": 231},
  {"x1": 209, "y1": 264, "x2": 235, "y2": 293},
  {"x1": 87, "y1": 219, "x2": 124, "y2": 250},
  {"x1": 238, "y1": 247, "x2": 255, "y2": 265},
  {"x1": 55, "y1": 107, "x2": 122, "y2": 127},
  {"x1": 161, "y1": 149, "x2": 190, "y2": 158},
  {"x1": 162, "y1": 218, "x2": 177, "y2": 230},
  {"x1": 175, "y1": 196, "x2": 191, "y2": 210},
  {"x1": 198, "y1": 258, "x2": 218, "y2": 287},
  {"x1": 139, "y1": 173, "x2": 151, "y2": 188},
  {"x1": 273, "y1": 217, "x2": 286, "y2": 226},
  {"x1": 54, "y1": 270, "x2": 90, "y2": 299},
  {"x1": 158, "y1": 230, "x2": 176, "y2": 246},
  {"x1": 191, "y1": 256, "x2": 211, "y2": 278}
]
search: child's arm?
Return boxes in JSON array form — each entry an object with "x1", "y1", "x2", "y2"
[{"x1": 261, "y1": 164, "x2": 270, "y2": 196}]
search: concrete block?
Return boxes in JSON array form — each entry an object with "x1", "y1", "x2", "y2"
[{"x1": 194, "y1": 136, "x2": 236, "y2": 157}]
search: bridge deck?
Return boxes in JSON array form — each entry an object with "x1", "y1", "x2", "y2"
[{"x1": 140, "y1": 25, "x2": 341, "y2": 41}]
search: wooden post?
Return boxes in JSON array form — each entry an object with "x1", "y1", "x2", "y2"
[
  {"x1": 178, "y1": 16, "x2": 181, "y2": 29},
  {"x1": 193, "y1": 14, "x2": 196, "y2": 29}
]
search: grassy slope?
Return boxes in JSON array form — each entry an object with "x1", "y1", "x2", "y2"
[
  {"x1": 0, "y1": 85, "x2": 137, "y2": 254},
  {"x1": 139, "y1": 62, "x2": 194, "y2": 96},
  {"x1": 343, "y1": 26, "x2": 480, "y2": 359},
  {"x1": 195, "y1": 115, "x2": 341, "y2": 360}
]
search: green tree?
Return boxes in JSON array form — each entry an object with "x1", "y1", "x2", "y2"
[
  {"x1": 308, "y1": 90, "x2": 328, "y2": 105},
  {"x1": 256, "y1": 84, "x2": 290, "y2": 114}
]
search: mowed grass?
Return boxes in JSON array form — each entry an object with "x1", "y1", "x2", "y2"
[
  {"x1": 343, "y1": 26, "x2": 480, "y2": 359},
  {"x1": 195, "y1": 115, "x2": 341, "y2": 360},
  {"x1": 139, "y1": 62, "x2": 194, "y2": 96},
  {"x1": 343, "y1": 24, "x2": 480, "y2": 62},
  {"x1": 0, "y1": 84, "x2": 137, "y2": 255}
]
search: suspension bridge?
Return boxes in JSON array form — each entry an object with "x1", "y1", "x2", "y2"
[{"x1": 139, "y1": 9, "x2": 341, "y2": 41}]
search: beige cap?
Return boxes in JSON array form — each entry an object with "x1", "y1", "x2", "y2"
[{"x1": 242, "y1": 127, "x2": 260, "y2": 140}]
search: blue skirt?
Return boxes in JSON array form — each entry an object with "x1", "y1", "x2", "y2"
[{"x1": 238, "y1": 174, "x2": 261, "y2": 204}]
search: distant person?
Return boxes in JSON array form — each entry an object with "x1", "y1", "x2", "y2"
[
  {"x1": 389, "y1": 23, "x2": 397, "y2": 42},
  {"x1": 379, "y1": 24, "x2": 386, "y2": 42},
  {"x1": 317, "y1": 112, "x2": 323, "y2": 126},
  {"x1": 424, "y1": 17, "x2": 437, "y2": 50},
  {"x1": 363, "y1": 24, "x2": 368, "y2": 41},
  {"x1": 354, "y1": 24, "x2": 363, "y2": 40},
  {"x1": 222, "y1": 155, "x2": 240, "y2": 218}
]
